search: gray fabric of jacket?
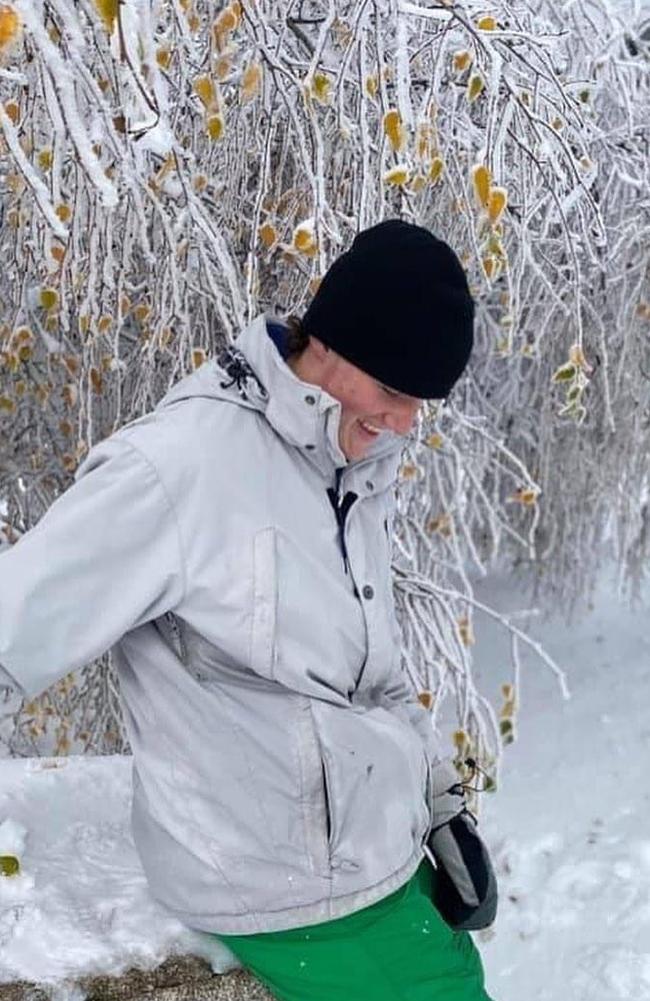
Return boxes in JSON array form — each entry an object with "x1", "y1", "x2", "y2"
[{"x1": 0, "y1": 314, "x2": 439, "y2": 933}]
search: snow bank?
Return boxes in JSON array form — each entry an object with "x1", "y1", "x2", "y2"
[{"x1": 0, "y1": 755, "x2": 237, "y2": 986}]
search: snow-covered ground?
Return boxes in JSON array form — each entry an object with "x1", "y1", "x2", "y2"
[
  {"x1": 476, "y1": 571, "x2": 650, "y2": 1000},
  {"x1": 0, "y1": 569, "x2": 648, "y2": 999}
]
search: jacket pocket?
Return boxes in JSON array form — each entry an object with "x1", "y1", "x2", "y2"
[
  {"x1": 293, "y1": 697, "x2": 332, "y2": 877},
  {"x1": 310, "y1": 700, "x2": 430, "y2": 880},
  {"x1": 320, "y1": 755, "x2": 334, "y2": 847},
  {"x1": 250, "y1": 527, "x2": 278, "y2": 679}
]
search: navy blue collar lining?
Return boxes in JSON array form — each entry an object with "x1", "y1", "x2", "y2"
[{"x1": 267, "y1": 320, "x2": 289, "y2": 360}]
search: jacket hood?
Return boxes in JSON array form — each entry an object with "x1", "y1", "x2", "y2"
[{"x1": 157, "y1": 313, "x2": 405, "y2": 481}]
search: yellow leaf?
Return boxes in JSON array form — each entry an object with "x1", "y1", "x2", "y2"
[
  {"x1": 293, "y1": 223, "x2": 317, "y2": 256},
  {"x1": 568, "y1": 348, "x2": 584, "y2": 372},
  {"x1": 457, "y1": 615, "x2": 475, "y2": 646},
  {"x1": 63, "y1": 354, "x2": 79, "y2": 377},
  {"x1": 94, "y1": 0, "x2": 118, "y2": 32},
  {"x1": 384, "y1": 165, "x2": 410, "y2": 187},
  {"x1": 192, "y1": 347, "x2": 207, "y2": 369},
  {"x1": 500, "y1": 698, "x2": 516, "y2": 718},
  {"x1": 90, "y1": 367, "x2": 103, "y2": 394},
  {"x1": 428, "y1": 156, "x2": 444, "y2": 185},
  {"x1": 241, "y1": 62, "x2": 261, "y2": 103},
  {"x1": 194, "y1": 75, "x2": 216, "y2": 108},
  {"x1": 426, "y1": 513, "x2": 452, "y2": 537},
  {"x1": 205, "y1": 113, "x2": 224, "y2": 140},
  {"x1": 0, "y1": 854, "x2": 19, "y2": 877},
  {"x1": 0, "y1": 4, "x2": 21, "y2": 48},
  {"x1": 486, "y1": 231, "x2": 505, "y2": 257},
  {"x1": 259, "y1": 222, "x2": 277, "y2": 248},
  {"x1": 56, "y1": 203, "x2": 72, "y2": 223},
  {"x1": 508, "y1": 487, "x2": 539, "y2": 506},
  {"x1": 3, "y1": 100, "x2": 19, "y2": 124},
  {"x1": 467, "y1": 73, "x2": 484, "y2": 103},
  {"x1": 453, "y1": 50, "x2": 472, "y2": 73},
  {"x1": 418, "y1": 691, "x2": 434, "y2": 710},
  {"x1": 416, "y1": 124, "x2": 431, "y2": 160},
  {"x1": 364, "y1": 74, "x2": 378, "y2": 99},
  {"x1": 311, "y1": 72, "x2": 331, "y2": 105},
  {"x1": 487, "y1": 186, "x2": 507, "y2": 224},
  {"x1": 482, "y1": 255, "x2": 495, "y2": 279},
  {"x1": 213, "y1": 55, "x2": 232, "y2": 79},
  {"x1": 39, "y1": 288, "x2": 59, "y2": 311},
  {"x1": 476, "y1": 15, "x2": 497, "y2": 30},
  {"x1": 216, "y1": 6, "x2": 237, "y2": 30},
  {"x1": 133, "y1": 303, "x2": 150, "y2": 323},
  {"x1": 471, "y1": 164, "x2": 491, "y2": 207},
  {"x1": 156, "y1": 47, "x2": 171, "y2": 70},
  {"x1": 551, "y1": 362, "x2": 577, "y2": 383},
  {"x1": 37, "y1": 148, "x2": 52, "y2": 171},
  {"x1": 0, "y1": 396, "x2": 16, "y2": 414},
  {"x1": 569, "y1": 343, "x2": 591, "y2": 372},
  {"x1": 213, "y1": 4, "x2": 239, "y2": 49},
  {"x1": 383, "y1": 109, "x2": 405, "y2": 152},
  {"x1": 425, "y1": 432, "x2": 443, "y2": 449},
  {"x1": 62, "y1": 382, "x2": 77, "y2": 407},
  {"x1": 453, "y1": 729, "x2": 470, "y2": 752}
]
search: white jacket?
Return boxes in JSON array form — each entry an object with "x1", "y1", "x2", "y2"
[{"x1": 0, "y1": 315, "x2": 437, "y2": 933}]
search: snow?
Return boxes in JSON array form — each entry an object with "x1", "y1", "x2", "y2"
[
  {"x1": 0, "y1": 568, "x2": 649, "y2": 998},
  {"x1": 0, "y1": 756, "x2": 238, "y2": 985},
  {"x1": 475, "y1": 569, "x2": 650, "y2": 1000}
]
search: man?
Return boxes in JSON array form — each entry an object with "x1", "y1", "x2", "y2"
[{"x1": 0, "y1": 220, "x2": 494, "y2": 999}]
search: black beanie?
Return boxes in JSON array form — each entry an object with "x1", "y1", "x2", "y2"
[{"x1": 301, "y1": 219, "x2": 474, "y2": 400}]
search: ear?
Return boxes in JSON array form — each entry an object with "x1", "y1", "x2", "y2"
[{"x1": 309, "y1": 336, "x2": 330, "y2": 360}]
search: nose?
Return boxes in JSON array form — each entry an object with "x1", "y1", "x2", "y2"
[{"x1": 384, "y1": 397, "x2": 422, "y2": 436}]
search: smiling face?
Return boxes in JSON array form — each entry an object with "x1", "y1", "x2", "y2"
[{"x1": 288, "y1": 337, "x2": 423, "y2": 462}]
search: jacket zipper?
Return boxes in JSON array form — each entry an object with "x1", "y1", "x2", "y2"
[{"x1": 326, "y1": 468, "x2": 358, "y2": 576}]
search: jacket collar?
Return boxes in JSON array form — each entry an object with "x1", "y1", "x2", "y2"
[{"x1": 158, "y1": 313, "x2": 404, "y2": 489}]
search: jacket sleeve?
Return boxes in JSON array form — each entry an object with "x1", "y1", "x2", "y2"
[{"x1": 0, "y1": 436, "x2": 185, "y2": 700}]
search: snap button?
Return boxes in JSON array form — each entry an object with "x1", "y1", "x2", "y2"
[
  {"x1": 304, "y1": 394, "x2": 316, "y2": 406},
  {"x1": 362, "y1": 584, "x2": 374, "y2": 600}
]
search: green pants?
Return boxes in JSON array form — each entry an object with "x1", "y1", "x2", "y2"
[{"x1": 217, "y1": 860, "x2": 493, "y2": 1001}]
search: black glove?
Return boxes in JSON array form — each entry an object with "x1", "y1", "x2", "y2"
[{"x1": 425, "y1": 760, "x2": 498, "y2": 931}]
